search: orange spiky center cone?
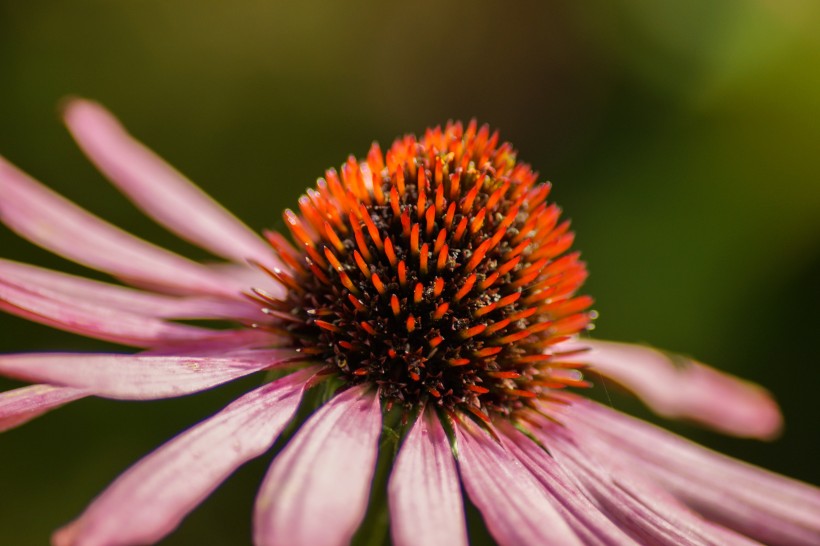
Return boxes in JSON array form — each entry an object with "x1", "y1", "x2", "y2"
[{"x1": 255, "y1": 121, "x2": 594, "y2": 420}]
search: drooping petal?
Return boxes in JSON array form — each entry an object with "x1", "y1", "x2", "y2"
[
  {"x1": 0, "y1": 156, "x2": 243, "y2": 298},
  {"x1": 63, "y1": 99, "x2": 278, "y2": 269},
  {"x1": 52, "y1": 368, "x2": 314, "y2": 546},
  {"x1": 528, "y1": 412, "x2": 758, "y2": 546},
  {"x1": 454, "y1": 418, "x2": 583, "y2": 546},
  {"x1": 388, "y1": 410, "x2": 468, "y2": 546},
  {"x1": 0, "y1": 276, "x2": 267, "y2": 347},
  {"x1": 0, "y1": 350, "x2": 301, "y2": 400},
  {"x1": 254, "y1": 385, "x2": 382, "y2": 546},
  {"x1": 562, "y1": 338, "x2": 782, "y2": 439},
  {"x1": 138, "y1": 336, "x2": 285, "y2": 358},
  {"x1": 207, "y1": 262, "x2": 286, "y2": 300},
  {"x1": 0, "y1": 384, "x2": 88, "y2": 432},
  {"x1": 499, "y1": 423, "x2": 640, "y2": 546},
  {"x1": 558, "y1": 399, "x2": 820, "y2": 546},
  {"x1": 0, "y1": 258, "x2": 265, "y2": 321}
]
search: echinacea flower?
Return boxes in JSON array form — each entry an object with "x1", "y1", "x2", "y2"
[{"x1": 1, "y1": 101, "x2": 818, "y2": 546}]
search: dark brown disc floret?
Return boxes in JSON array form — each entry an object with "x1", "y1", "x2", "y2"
[{"x1": 253, "y1": 121, "x2": 595, "y2": 420}]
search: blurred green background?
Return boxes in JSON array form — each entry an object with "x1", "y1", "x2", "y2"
[{"x1": 1, "y1": 1, "x2": 818, "y2": 544}]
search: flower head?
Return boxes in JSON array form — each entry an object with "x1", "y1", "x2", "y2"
[
  {"x1": 268, "y1": 122, "x2": 593, "y2": 420},
  {"x1": 0, "y1": 101, "x2": 817, "y2": 546}
]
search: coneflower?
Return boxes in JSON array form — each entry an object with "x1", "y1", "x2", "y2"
[
  {"x1": 0, "y1": 101, "x2": 817, "y2": 546},
  {"x1": 267, "y1": 125, "x2": 592, "y2": 421}
]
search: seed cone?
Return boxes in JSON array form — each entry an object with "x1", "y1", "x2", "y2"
[{"x1": 257, "y1": 120, "x2": 594, "y2": 419}]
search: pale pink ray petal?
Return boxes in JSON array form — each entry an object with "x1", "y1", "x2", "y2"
[
  {"x1": 0, "y1": 350, "x2": 302, "y2": 400},
  {"x1": 0, "y1": 277, "x2": 268, "y2": 348},
  {"x1": 208, "y1": 263, "x2": 286, "y2": 300},
  {"x1": 559, "y1": 399, "x2": 820, "y2": 545},
  {"x1": 0, "y1": 258, "x2": 265, "y2": 321},
  {"x1": 0, "y1": 156, "x2": 244, "y2": 298},
  {"x1": 137, "y1": 334, "x2": 286, "y2": 358},
  {"x1": 388, "y1": 410, "x2": 468, "y2": 546},
  {"x1": 63, "y1": 99, "x2": 278, "y2": 269},
  {"x1": 454, "y1": 418, "x2": 583, "y2": 546},
  {"x1": 0, "y1": 384, "x2": 88, "y2": 432},
  {"x1": 498, "y1": 423, "x2": 640, "y2": 546},
  {"x1": 560, "y1": 338, "x2": 782, "y2": 439},
  {"x1": 52, "y1": 367, "x2": 315, "y2": 546},
  {"x1": 254, "y1": 385, "x2": 382, "y2": 546},
  {"x1": 561, "y1": 421, "x2": 764, "y2": 546},
  {"x1": 528, "y1": 412, "x2": 760, "y2": 546}
]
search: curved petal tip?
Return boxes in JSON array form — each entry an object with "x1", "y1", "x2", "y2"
[
  {"x1": 60, "y1": 97, "x2": 107, "y2": 125},
  {"x1": 566, "y1": 338, "x2": 783, "y2": 440}
]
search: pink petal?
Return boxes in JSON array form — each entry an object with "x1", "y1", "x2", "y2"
[
  {"x1": 564, "y1": 338, "x2": 782, "y2": 439},
  {"x1": 0, "y1": 384, "x2": 88, "y2": 432},
  {"x1": 254, "y1": 385, "x2": 382, "y2": 546},
  {"x1": 499, "y1": 423, "x2": 639, "y2": 546},
  {"x1": 63, "y1": 99, "x2": 278, "y2": 269},
  {"x1": 555, "y1": 399, "x2": 820, "y2": 545},
  {"x1": 52, "y1": 368, "x2": 314, "y2": 546},
  {"x1": 528, "y1": 412, "x2": 758, "y2": 546},
  {"x1": 454, "y1": 418, "x2": 582, "y2": 546},
  {"x1": 0, "y1": 350, "x2": 301, "y2": 399},
  {"x1": 0, "y1": 156, "x2": 243, "y2": 298},
  {"x1": 207, "y1": 262, "x2": 286, "y2": 300},
  {"x1": 0, "y1": 258, "x2": 265, "y2": 321},
  {"x1": 388, "y1": 410, "x2": 468, "y2": 546},
  {"x1": 138, "y1": 335, "x2": 284, "y2": 357},
  {"x1": 0, "y1": 276, "x2": 267, "y2": 347}
]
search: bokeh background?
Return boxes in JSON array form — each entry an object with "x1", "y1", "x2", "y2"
[{"x1": 1, "y1": 1, "x2": 818, "y2": 544}]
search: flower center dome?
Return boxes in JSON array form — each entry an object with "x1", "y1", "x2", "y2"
[{"x1": 259, "y1": 121, "x2": 594, "y2": 420}]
